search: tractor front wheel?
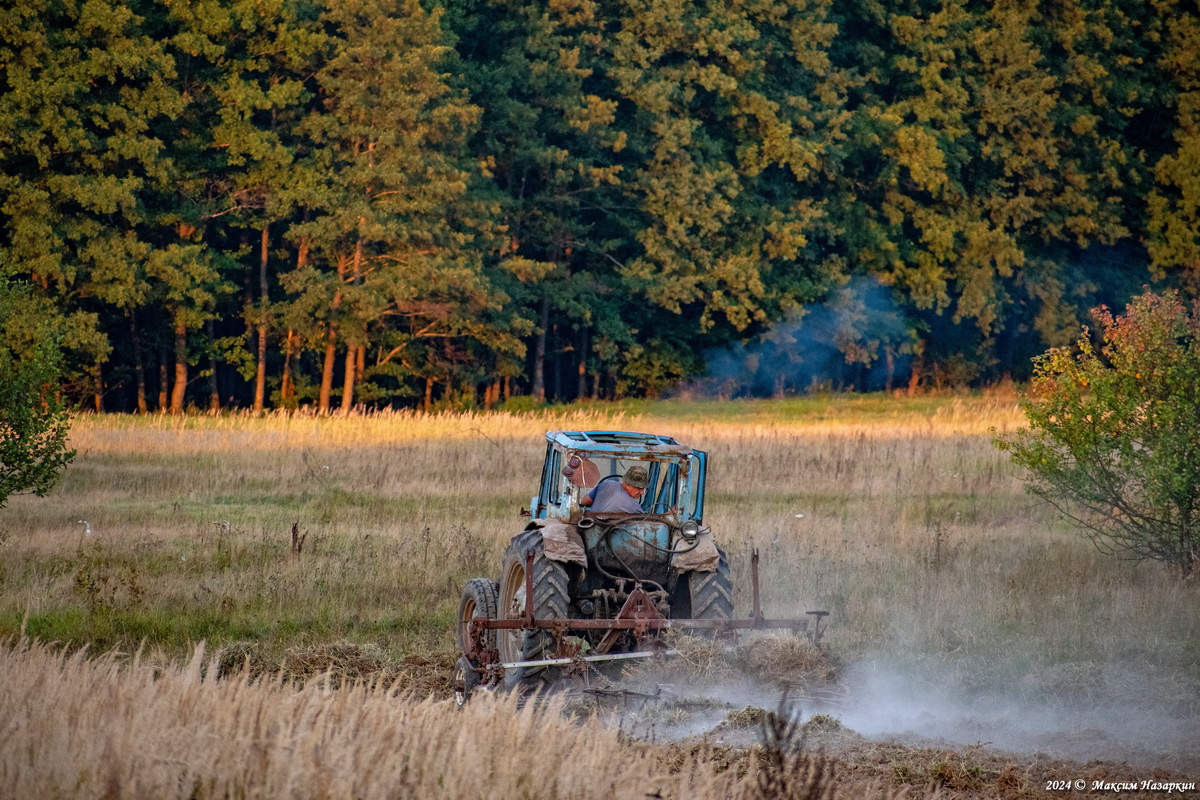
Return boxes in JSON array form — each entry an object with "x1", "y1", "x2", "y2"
[{"x1": 497, "y1": 529, "x2": 571, "y2": 694}]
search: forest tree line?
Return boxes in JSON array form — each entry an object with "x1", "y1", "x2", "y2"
[{"x1": 2, "y1": 0, "x2": 1199, "y2": 412}]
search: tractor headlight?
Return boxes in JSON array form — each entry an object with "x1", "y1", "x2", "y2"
[{"x1": 679, "y1": 520, "x2": 700, "y2": 542}]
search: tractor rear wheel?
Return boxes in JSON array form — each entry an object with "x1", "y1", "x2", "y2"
[
  {"x1": 688, "y1": 546, "x2": 733, "y2": 625},
  {"x1": 498, "y1": 529, "x2": 571, "y2": 694},
  {"x1": 457, "y1": 578, "x2": 499, "y2": 655}
]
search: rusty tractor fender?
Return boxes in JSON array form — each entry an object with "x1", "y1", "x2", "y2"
[{"x1": 525, "y1": 519, "x2": 587, "y2": 567}]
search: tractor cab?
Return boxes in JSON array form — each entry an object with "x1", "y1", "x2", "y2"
[{"x1": 528, "y1": 430, "x2": 707, "y2": 524}]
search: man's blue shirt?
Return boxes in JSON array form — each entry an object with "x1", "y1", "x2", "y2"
[{"x1": 587, "y1": 480, "x2": 645, "y2": 513}]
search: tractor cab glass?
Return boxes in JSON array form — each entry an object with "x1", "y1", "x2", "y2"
[
  {"x1": 529, "y1": 431, "x2": 706, "y2": 522},
  {"x1": 575, "y1": 456, "x2": 677, "y2": 512}
]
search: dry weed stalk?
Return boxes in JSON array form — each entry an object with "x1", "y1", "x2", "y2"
[
  {"x1": 290, "y1": 521, "x2": 307, "y2": 554},
  {"x1": 744, "y1": 703, "x2": 898, "y2": 800}
]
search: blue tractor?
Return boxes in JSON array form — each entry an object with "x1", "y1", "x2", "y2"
[{"x1": 455, "y1": 430, "x2": 818, "y2": 700}]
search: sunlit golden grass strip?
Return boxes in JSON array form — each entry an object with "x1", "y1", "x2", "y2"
[
  {"x1": 0, "y1": 638, "x2": 900, "y2": 800},
  {"x1": 64, "y1": 395, "x2": 1027, "y2": 455}
]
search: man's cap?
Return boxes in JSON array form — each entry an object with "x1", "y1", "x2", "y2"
[{"x1": 623, "y1": 465, "x2": 650, "y2": 489}]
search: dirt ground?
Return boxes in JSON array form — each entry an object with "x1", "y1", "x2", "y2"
[
  {"x1": 570, "y1": 687, "x2": 1198, "y2": 799},
  {"x1": 561, "y1": 636, "x2": 1200, "y2": 799},
  {"x1": 225, "y1": 639, "x2": 1198, "y2": 798}
]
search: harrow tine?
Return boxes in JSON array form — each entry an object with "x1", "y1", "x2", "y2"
[
  {"x1": 751, "y1": 548, "x2": 765, "y2": 626},
  {"x1": 498, "y1": 648, "x2": 679, "y2": 670}
]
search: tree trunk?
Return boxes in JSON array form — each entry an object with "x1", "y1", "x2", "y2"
[
  {"x1": 340, "y1": 343, "x2": 357, "y2": 414},
  {"x1": 281, "y1": 328, "x2": 296, "y2": 405},
  {"x1": 206, "y1": 319, "x2": 220, "y2": 412},
  {"x1": 158, "y1": 349, "x2": 169, "y2": 412},
  {"x1": 254, "y1": 224, "x2": 269, "y2": 411},
  {"x1": 129, "y1": 311, "x2": 148, "y2": 414},
  {"x1": 171, "y1": 322, "x2": 187, "y2": 414},
  {"x1": 282, "y1": 237, "x2": 308, "y2": 409},
  {"x1": 532, "y1": 297, "x2": 548, "y2": 401},
  {"x1": 577, "y1": 327, "x2": 588, "y2": 401},
  {"x1": 424, "y1": 375, "x2": 434, "y2": 411},
  {"x1": 296, "y1": 235, "x2": 310, "y2": 272},
  {"x1": 907, "y1": 352, "x2": 923, "y2": 397},
  {"x1": 319, "y1": 255, "x2": 348, "y2": 414},
  {"x1": 339, "y1": 228, "x2": 366, "y2": 416},
  {"x1": 318, "y1": 328, "x2": 337, "y2": 413},
  {"x1": 92, "y1": 363, "x2": 103, "y2": 413},
  {"x1": 552, "y1": 323, "x2": 562, "y2": 402}
]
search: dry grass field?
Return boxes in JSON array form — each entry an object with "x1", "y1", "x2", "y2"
[{"x1": 2, "y1": 394, "x2": 1198, "y2": 798}]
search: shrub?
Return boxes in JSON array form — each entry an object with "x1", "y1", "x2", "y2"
[
  {"x1": 996, "y1": 290, "x2": 1200, "y2": 575},
  {"x1": 0, "y1": 280, "x2": 75, "y2": 508}
]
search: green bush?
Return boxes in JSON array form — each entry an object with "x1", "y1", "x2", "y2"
[
  {"x1": 0, "y1": 280, "x2": 75, "y2": 508},
  {"x1": 996, "y1": 290, "x2": 1200, "y2": 575}
]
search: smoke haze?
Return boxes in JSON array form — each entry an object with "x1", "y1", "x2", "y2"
[{"x1": 675, "y1": 278, "x2": 911, "y2": 398}]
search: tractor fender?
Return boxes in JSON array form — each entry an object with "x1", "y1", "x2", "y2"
[
  {"x1": 524, "y1": 519, "x2": 587, "y2": 567},
  {"x1": 670, "y1": 530, "x2": 720, "y2": 573}
]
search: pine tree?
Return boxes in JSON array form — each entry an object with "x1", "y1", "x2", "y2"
[
  {"x1": 192, "y1": 0, "x2": 329, "y2": 410},
  {"x1": 441, "y1": 0, "x2": 629, "y2": 400},
  {"x1": 0, "y1": 0, "x2": 180, "y2": 404},
  {"x1": 288, "y1": 0, "x2": 504, "y2": 412},
  {"x1": 1147, "y1": 3, "x2": 1200, "y2": 294},
  {"x1": 603, "y1": 0, "x2": 845, "y2": 390}
]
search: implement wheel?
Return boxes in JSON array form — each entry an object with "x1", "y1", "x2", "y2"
[
  {"x1": 498, "y1": 529, "x2": 570, "y2": 694},
  {"x1": 453, "y1": 655, "x2": 480, "y2": 706},
  {"x1": 457, "y1": 578, "x2": 499, "y2": 655}
]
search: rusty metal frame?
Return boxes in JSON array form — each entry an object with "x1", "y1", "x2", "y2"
[{"x1": 462, "y1": 546, "x2": 828, "y2": 678}]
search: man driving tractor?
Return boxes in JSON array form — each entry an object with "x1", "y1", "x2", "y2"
[{"x1": 579, "y1": 465, "x2": 649, "y2": 513}]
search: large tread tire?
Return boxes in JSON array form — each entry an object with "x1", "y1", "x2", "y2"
[
  {"x1": 457, "y1": 578, "x2": 499, "y2": 655},
  {"x1": 498, "y1": 529, "x2": 571, "y2": 693},
  {"x1": 688, "y1": 546, "x2": 734, "y2": 623}
]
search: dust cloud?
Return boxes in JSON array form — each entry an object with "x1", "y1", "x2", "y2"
[
  {"x1": 589, "y1": 648, "x2": 1200, "y2": 773},
  {"x1": 833, "y1": 656, "x2": 1200, "y2": 771}
]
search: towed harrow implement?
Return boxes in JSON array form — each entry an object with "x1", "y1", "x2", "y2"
[{"x1": 455, "y1": 548, "x2": 828, "y2": 703}]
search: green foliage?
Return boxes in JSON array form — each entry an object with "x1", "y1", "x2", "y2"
[
  {"x1": 2, "y1": 0, "x2": 1200, "y2": 406},
  {"x1": 608, "y1": 0, "x2": 840, "y2": 332},
  {"x1": 997, "y1": 291, "x2": 1200, "y2": 574},
  {"x1": 0, "y1": 0, "x2": 177, "y2": 394},
  {"x1": 1147, "y1": 8, "x2": 1200, "y2": 289},
  {"x1": 0, "y1": 280, "x2": 76, "y2": 508}
]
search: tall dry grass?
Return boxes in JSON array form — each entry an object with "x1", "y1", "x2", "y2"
[
  {"x1": 0, "y1": 637, "x2": 901, "y2": 800},
  {"x1": 2, "y1": 397, "x2": 1198, "y2": 785},
  {"x1": 3, "y1": 396, "x2": 1198, "y2": 795},
  {"x1": 2, "y1": 397, "x2": 1196, "y2": 680}
]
